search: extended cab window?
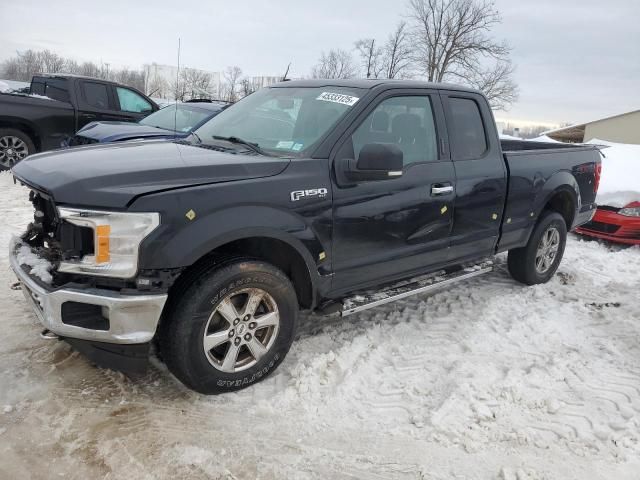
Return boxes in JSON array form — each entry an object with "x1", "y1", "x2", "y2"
[
  {"x1": 448, "y1": 97, "x2": 487, "y2": 160},
  {"x1": 352, "y1": 96, "x2": 438, "y2": 166},
  {"x1": 82, "y1": 82, "x2": 110, "y2": 109},
  {"x1": 30, "y1": 78, "x2": 70, "y2": 103},
  {"x1": 116, "y1": 87, "x2": 152, "y2": 113}
]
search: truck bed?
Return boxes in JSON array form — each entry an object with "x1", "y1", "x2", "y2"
[{"x1": 498, "y1": 141, "x2": 601, "y2": 252}]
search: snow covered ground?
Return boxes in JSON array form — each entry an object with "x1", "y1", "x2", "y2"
[{"x1": 1, "y1": 171, "x2": 639, "y2": 479}]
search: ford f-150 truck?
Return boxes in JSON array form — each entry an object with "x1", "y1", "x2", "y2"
[
  {"x1": 0, "y1": 74, "x2": 158, "y2": 169},
  {"x1": 9, "y1": 79, "x2": 601, "y2": 394}
]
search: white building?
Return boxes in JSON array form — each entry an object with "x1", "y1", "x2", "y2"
[
  {"x1": 248, "y1": 75, "x2": 283, "y2": 91},
  {"x1": 143, "y1": 63, "x2": 287, "y2": 102}
]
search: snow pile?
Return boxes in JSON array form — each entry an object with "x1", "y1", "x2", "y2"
[
  {"x1": 15, "y1": 242, "x2": 53, "y2": 284},
  {"x1": 499, "y1": 133, "x2": 521, "y2": 140},
  {"x1": 530, "y1": 134, "x2": 560, "y2": 143},
  {"x1": 0, "y1": 89, "x2": 56, "y2": 101},
  {"x1": 25, "y1": 93, "x2": 55, "y2": 101},
  {"x1": 588, "y1": 139, "x2": 640, "y2": 208}
]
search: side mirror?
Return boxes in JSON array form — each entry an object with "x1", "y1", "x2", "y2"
[{"x1": 339, "y1": 143, "x2": 404, "y2": 183}]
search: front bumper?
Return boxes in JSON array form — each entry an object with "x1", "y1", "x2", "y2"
[
  {"x1": 575, "y1": 208, "x2": 640, "y2": 245},
  {"x1": 9, "y1": 238, "x2": 168, "y2": 344}
]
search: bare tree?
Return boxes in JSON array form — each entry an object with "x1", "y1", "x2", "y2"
[
  {"x1": 408, "y1": 0, "x2": 518, "y2": 108},
  {"x1": 170, "y1": 76, "x2": 188, "y2": 102},
  {"x1": 1, "y1": 57, "x2": 22, "y2": 80},
  {"x1": 240, "y1": 78, "x2": 256, "y2": 97},
  {"x1": 112, "y1": 68, "x2": 145, "y2": 92},
  {"x1": 180, "y1": 68, "x2": 212, "y2": 99},
  {"x1": 463, "y1": 60, "x2": 517, "y2": 110},
  {"x1": 147, "y1": 75, "x2": 168, "y2": 98},
  {"x1": 1, "y1": 50, "x2": 44, "y2": 81},
  {"x1": 355, "y1": 39, "x2": 383, "y2": 78},
  {"x1": 223, "y1": 66, "x2": 243, "y2": 102},
  {"x1": 0, "y1": 49, "x2": 149, "y2": 95},
  {"x1": 311, "y1": 49, "x2": 358, "y2": 79},
  {"x1": 382, "y1": 21, "x2": 413, "y2": 79},
  {"x1": 79, "y1": 61, "x2": 101, "y2": 78},
  {"x1": 40, "y1": 50, "x2": 66, "y2": 74}
]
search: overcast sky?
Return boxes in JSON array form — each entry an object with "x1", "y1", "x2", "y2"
[{"x1": 1, "y1": 0, "x2": 638, "y2": 126}]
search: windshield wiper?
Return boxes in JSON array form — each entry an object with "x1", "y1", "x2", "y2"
[
  {"x1": 211, "y1": 135, "x2": 269, "y2": 156},
  {"x1": 190, "y1": 130, "x2": 203, "y2": 143}
]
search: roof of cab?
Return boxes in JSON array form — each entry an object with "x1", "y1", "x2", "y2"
[
  {"x1": 32, "y1": 73, "x2": 122, "y2": 84},
  {"x1": 270, "y1": 78, "x2": 480, "y2": 95}
]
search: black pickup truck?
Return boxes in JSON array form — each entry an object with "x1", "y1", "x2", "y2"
[
  {"x1": 10, "y1": 79, "x2": 601, "y2": 394},
  {"x1": 0, "y1": 74, "x2": 158, "y2": 169}
]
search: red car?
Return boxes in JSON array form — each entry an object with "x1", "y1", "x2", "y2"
[{"x1": 576, "y1": 201, "x2": 640, "y2": 245}]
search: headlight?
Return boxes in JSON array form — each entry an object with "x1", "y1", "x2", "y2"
[
  {"x1": 57, "y1": 208, "x2": 160, "y2": 278},
  {"x1": 619, "y1": 202, "x2": 640, "y2": 217}
]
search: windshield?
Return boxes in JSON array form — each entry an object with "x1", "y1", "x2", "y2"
[
  {"x1": 194, "y1": 86, "x2": 365, "y2": 155},
  {"x1": 140, "y1": 104, "x2": 216, "y2": 132}
]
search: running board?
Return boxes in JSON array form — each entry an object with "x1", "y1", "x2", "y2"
[{"x1": 341, "y1": 264, "x2": 493, "y2": 317}]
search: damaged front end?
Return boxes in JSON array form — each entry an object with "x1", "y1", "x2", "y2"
[
  {"x1": 19, "y1": 189, "x2": 63, "y2": 283},
  {"x1": 17, "y1": 189, "x2": 94, "y2": 286},
  {"x1": 9, "y1": 185, "x2": 168, "y2": 373}
]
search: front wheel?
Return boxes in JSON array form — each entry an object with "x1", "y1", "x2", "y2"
[
  {"x1": 159, "y1": 259, "x2": 298, "y2": 394},
  {"x1": 508, "y1": 211, "x2": 567, "y2": 285}
]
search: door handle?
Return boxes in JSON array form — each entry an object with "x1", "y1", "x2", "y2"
[{"x1": 431, "y1": 184, "x2": 454, "y2": 196}]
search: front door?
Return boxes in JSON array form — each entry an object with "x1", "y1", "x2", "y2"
[
  {"x1": 113, "y1": 86, "x2": 155, "y2": 122},
  {"x1": 330, "y1": 91, "x2": 455, "y2": 294}
]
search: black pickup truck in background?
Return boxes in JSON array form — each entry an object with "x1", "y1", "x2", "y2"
[
  {"x1": 10, "y1": 79, "x2": 601, "y2": 394},
  {"x1": 0, "y1": 74, "x2": 158, "y2": 169}
]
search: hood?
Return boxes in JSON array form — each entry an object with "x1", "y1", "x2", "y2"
[
  {"x1": 12, "y1": 140, "x2": 290, "y2": 208},
  {"x1": 76, "y1": 121, "x2": 181, "y2": 142}
]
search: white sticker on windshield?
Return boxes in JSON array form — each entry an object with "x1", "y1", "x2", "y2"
[
  {"x1": 275, "y1": 141, "x2": 294, "y2": 149},
  {"x1": 316, "y1": 92, "x2": 359, "y2": 106}
]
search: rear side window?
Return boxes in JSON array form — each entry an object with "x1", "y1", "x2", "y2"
[
  {"x1": 448, "y1": 97, "x2": 487, "y2": 160},
  {"x1": 82, "y1": 82, "x2": 110, "y2": 109},
  {"x1": 116, "y1": 87, "x2": 153, "y2": 113},
  {"x1": 30, "y1": 78, "x2": 70, "y2": 103}
]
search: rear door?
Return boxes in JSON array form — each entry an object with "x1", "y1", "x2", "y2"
[
  {"x1": 330, "y1": 89, "x2": 456, "y2": 293},
  {"x1": 76, "y1": 80, "x2": 123, "y2": 129},
  {"x1": 440, "y1": 92, "x2": 507, "y2": 261}
]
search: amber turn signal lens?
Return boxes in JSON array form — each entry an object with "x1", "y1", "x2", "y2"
[{"x1": 95, "y1": 225, "x2": 111, "y2": 263}]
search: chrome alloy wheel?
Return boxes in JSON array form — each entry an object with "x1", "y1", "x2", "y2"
[
  {"x1": 535, "y1": 226, "x2": 560, "y2": 274},
  {"x1": 203, "y1": 288, "x2": 280, "y2": 372},
  {"x1": 0, "y1": 136, "x2": 29, "y2": 168}
]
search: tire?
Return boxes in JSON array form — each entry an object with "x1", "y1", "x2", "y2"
[
  {"x1": 159, "y1": 259, "x2": 298, "y2": 394},
  {"x1": 508, "y1": 211, "x2": 567, "y2": 285},
  {"x1": 0, "y1": 128, "x2": 36, "y2": 170}
]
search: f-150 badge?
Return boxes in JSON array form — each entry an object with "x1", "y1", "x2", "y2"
[{"x1": 290, "y1": 188, "x2": 328, "y2": 202}]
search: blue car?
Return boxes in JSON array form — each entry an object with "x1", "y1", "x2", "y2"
[{"x1": 68, "y1": 101, "x2": 228, "y2": 146}]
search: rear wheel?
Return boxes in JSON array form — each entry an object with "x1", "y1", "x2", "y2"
[
  {"x1": 160, "y1": 259, "x2": 298, "y2": 394},
  {"x1": 508, "y1": 211, "x2": 567, "y2": 285},
  {"x1": 0, "y1": 129, "x2": 35, "y2": 170}
]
